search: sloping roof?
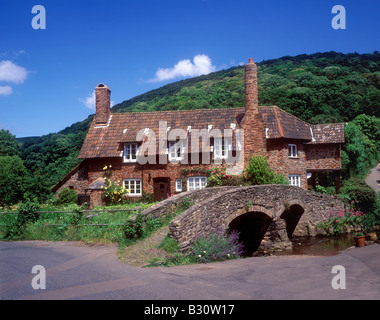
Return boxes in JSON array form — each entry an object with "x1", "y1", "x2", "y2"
[
  {"x1": 51, "y1": 162, "x2": 82, "y2": 193},
  {"x1": 309, "y1": 123, "x2": 345, "y2": 144},
  {"x1": 86, "y1": 178, "x2": 108, "y2": 190},
  {"x1": 78, "y1": 108, "x2": 245, "y2": 159},
  {"x1": 78, "y1": 106, "x2": 345, "y2": 159},
  {"x1": 259, "y1": 106, "x2": 312, "y2": 140}
]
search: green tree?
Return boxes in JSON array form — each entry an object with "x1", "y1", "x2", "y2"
[
  {"x1": 0, "y1": 156, "x2": 26, "y2": 206},
  {"x1": 0, "y1": 129, "x2": 21, "y2": 157}
]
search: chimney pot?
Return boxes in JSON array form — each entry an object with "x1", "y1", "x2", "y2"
[{"x1": 248, "y1": 58, "x2": 254, "y2": 64}]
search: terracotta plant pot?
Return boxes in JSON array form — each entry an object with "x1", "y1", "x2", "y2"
[{"x1": 353, "y1": 235, "x2": 365, "y2": 247}]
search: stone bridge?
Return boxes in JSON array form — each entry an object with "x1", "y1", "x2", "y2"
[{"x1": 142, "y1": 185, "x2": 344, "y2": 255}]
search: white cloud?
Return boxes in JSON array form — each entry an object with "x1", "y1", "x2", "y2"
[
  {"x1": 149, "y1": 54, "x2": 216, "y2": 83},
  {"x1": 79, "y1": 91, "x2": 96, "y2": 110},
  {"x1": 0, "y1": 60, "x2": 28, "y2": 84},
  {"x1": 79, "y1": 90, "x2": 115, "y2": 110},
  {"x1": 0, "y1": 86, "x2": 12, "y2": 96}
]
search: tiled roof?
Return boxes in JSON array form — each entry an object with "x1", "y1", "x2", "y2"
[
  {"x1": 78, "y1": 108, "x2": 245, "y2": 158},
  {"x1": 86, "y1": 177, "x2": 108, "y2": 190},
  {"x1": 309, "y1": 123, "x2": 345, "y2": 144},
  {"x1": 259, "y1": 106, "x2": 312, "y2": 140},
  {"x1": 78, "y1": 107, "x2": 345, "y2": 159}
]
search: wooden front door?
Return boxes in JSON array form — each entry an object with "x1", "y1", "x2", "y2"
[{"x1": 153, "y1": 178, "x2": 171, "y2": 202}]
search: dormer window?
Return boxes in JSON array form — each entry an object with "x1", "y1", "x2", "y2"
[
  {"x1": 288, "y1": 144, "x2": 298, "y2": 158},
  {"x1": 124, "y1": 143, "x2": 138, "y2": 162}
]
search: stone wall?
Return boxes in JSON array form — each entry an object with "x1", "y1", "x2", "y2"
[
  {"x1": 167, "y1": 185, "x2": 344, "y2": 252},
  {"x1": 141, "y1": 186, "x2": 238, "y2": 219}
]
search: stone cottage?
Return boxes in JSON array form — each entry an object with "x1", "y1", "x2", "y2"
[{"x1": 53, "y1": 59, "x2": 345, "y2": 207}]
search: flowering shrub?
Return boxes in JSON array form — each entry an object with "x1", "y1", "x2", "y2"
[
  {"x1": 207, "y1": 156, "x2": 288, "y2": 188},
  {"x1": 191, "y1": 228, "x2": 244, "y2": 263},
  {"x1": 100, "y1": 165, "x2": 130, "y2": 205},
  {"x1": 207, "y1": 163, "x2": 245, "y2": 187},
  {"x1": 317, "y1": 207, "x2": 365, "y2": 236},
  {"x1": 101, "y1": 178, "x2": 130, "y2": 205}
]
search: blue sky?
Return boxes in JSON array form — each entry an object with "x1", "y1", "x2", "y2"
[{"x1": 1, "y1": 0, "x2": 379, "y2": 137}]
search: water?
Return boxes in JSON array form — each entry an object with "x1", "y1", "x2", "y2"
[
  {"x1": 259, "y1": 231, "x2": 379, "y2": 257},
  {"x1": 284, "y1": 233, "x2": 356, "y2": 256}
]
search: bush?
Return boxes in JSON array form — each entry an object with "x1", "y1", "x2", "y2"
[
  {"x1": 317, "y1": 207, "x2": 365, "y2": 236},
  {"x1": 244, "y1": 156, "x2": 288, "y2": 185},
  {"x1": 102, "y1": 178, "x2": 129, "y2": 205},
  {"x1": 207, "y1": 163, "x2": 245, "y2": 187},
  {"x1": 70, "y1": 208, "x2": 84, "y2": 226},
  {"x1": 340, "y1": 177, "x2": 376, "y2": 213},
  {"x1": 190, "y1": 228, "x2": 244, "y2": 263},
  {"x1": 54, "y1": 188, "x2": 78, "y2": 206},
  {"x1": 17, "y1": 201, "x2": 40, "y2": 226},
  {"x1": 2, "y1": 201, "x2": 41, "y2": 239},
  {"x1": 123, "y1": 213, "x2": 144, "y2": 240}
]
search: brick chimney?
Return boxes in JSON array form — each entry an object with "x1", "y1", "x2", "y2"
[
  {"x1": 245, "y1": 58, "x2": 258, "y2": 117},
  {"x1": 243, "y1": 58, "x2": 267, "y2": 165},
  {"x1": 95, "y1": 83, "x2": 111, "y2": 124}
]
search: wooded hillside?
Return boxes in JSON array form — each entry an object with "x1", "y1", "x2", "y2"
[{"x1": 1, "y1": 51, "x2": 379, "y2": 205}]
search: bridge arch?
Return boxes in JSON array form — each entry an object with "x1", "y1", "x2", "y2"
[
  {"x1": 281, "y1": 203, "x2": 305, "y2": 238},
  {"x1": 227, "y1": 210, "x2": 273, "y2": 256},
  {"x1": 162, "y1": 185, "x2": 345, "y2": 253}
]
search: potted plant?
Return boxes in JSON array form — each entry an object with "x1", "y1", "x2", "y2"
[
  {"x1": 362, "y1": 213, "x2": 378, "y2": 241},
  {"x1": 353, "y1": 232, "x2": 365, "y2": 247}
]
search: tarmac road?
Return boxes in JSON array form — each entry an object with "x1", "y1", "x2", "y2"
[{"x1": 0, "y1": 241, "x2": 379, "y2": 301}]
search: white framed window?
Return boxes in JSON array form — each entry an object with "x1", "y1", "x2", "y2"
[
  {"x1": 175, "y1": 179, "x2": 182, "y2": 192},
  {"x1": 187, "y1": 176, "x2": 207, "y2": 191},
  {"x1": 124, "y1": 143, "x2": 138, "y2": 162},
  {"x1": 288, "y1": 144, "x2": 298, "y2": 158},
  {"x1": 168, "y1": 140, "x2": 184, "y2": 162},
  {"x1": 123, "y1": 179, "x2": 142, "y2": 196},
  {"x1": 214, "y1": 137, "x2": 228, "y2": 160},
  {"x1": 288, "y1": 175, "x2": 301, "y2": 187}
]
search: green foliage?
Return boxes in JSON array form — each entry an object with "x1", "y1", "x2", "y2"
[
  {"x1": 54, "y1": 188, "x2": 78, "y2": 206},
  {"x1": 123, "y1": 213, "x2": 144, "y2": 240},
  {"x1": 17, "y1": 201, "x2": 40, "y2": 224},
  {"x1": 317, "y1": 207, "x2": 365, "y2": 236},
  {"x1": 0, "y1": 129, "x2": 21, "y2": 157},
  {"x1": 361, "y1": 212, "x2": 378, "y2": 233},
  {"x1": 244, "y1": 156, "x2": 288, "y2": 185},
  {"x1": 158, "y1": 234, "x2": 179, "y2": 253},
  {"x1": 207, "y1": 163, "x2": 245, "y2": 187},
  {"x1": 190, "y1": 229, "x2": 244, "y2": 263},
  {"x1": 144, "y1": 216, "x2": 164, "y2": 234},
  {"x1": 0, "y1": 156, "x2": 26, "y2": 206},
  {"x1": 340, "y1": 177, "x2": 377, "y2": 213},
  {"x1": 102, "y1": 178, "x2": 130, "y2": 205},
  {"x1": 342, "y1": 121, "x2": 380, "y2": 179},
  {"x1": 2, "y1": 201, "x2": 41, "y2": 239},
  {"x1": 70, "y1": 208, "x2": 84, "y2": 226},
  {"x1": 1, "y1": 213, "x2": 21, "y2": 240}
]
